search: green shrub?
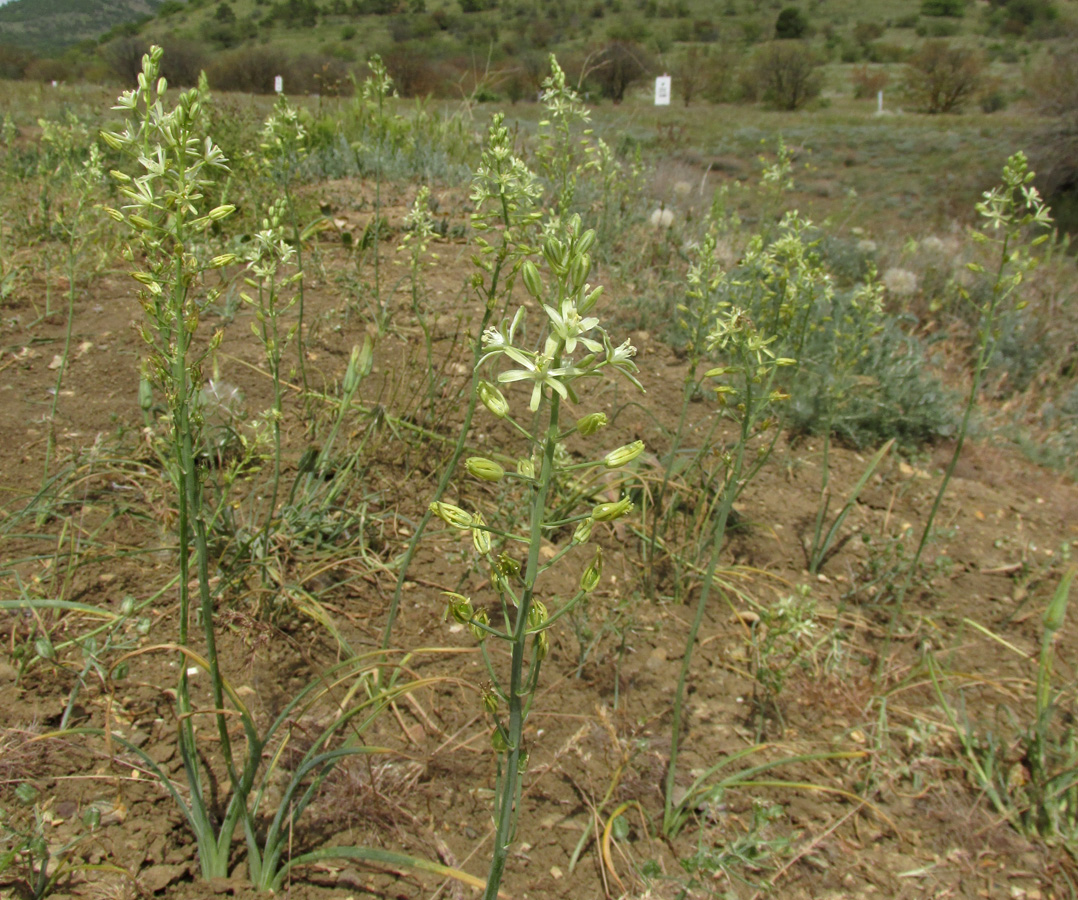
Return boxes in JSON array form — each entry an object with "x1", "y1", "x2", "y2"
[
  {"x1": 587, "y1": 40, "x2": 652, "y2": 103},
  {"x1": 905, "y1": 39, "x2": 984, "y2": 113},
  {"x1": 921, "y1": 0, "x2": 964, "y2": 17},
  {"x1": 775, "y1": 6, "x2": 808, "y2": 39},
  {"x1": 747, "y1": 41, "x2": 822, "y2": 110}
]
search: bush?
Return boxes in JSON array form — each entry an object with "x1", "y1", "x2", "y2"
[
  {"x1": 851, "y1": 64, "x2": 889, "y2": 99},
  {"x1": 920, "y1": 0, "x2": 964, "y2": 17},
  {"x1": 0, "y1": 43, "x2": 34, "y2": 80},
  {"x1": 207, "y1": 45, "x2": 288, "y2": 92},
  {"x1": 1030, "y1": 46, "x2": 1078, "y2": 117},
  {"x1": 775, "y1": 6, "x2": 808, "y2": 39},
  {"x1": 104, "y1": 36, "x2": 151, "y2": 84},
  {"x1": 159, "y1": 39, "x2": 208, "y2": 86},
  {"x1": 588, "y1": 40, "x2": 651, "y2": 103},
  {"x1": 747, "y1": 41, "x2": 822, "y2": 110},
  {"x1": 905, "y1": 39, "x2": 983, "y2": 113}
]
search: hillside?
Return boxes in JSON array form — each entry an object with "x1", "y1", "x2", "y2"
[{"x1": 0, "y1": 0, "x2": 163, "y2": 51}]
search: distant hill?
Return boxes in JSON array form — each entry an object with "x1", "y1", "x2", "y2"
[{"x1": 0, "y1": 0, "x2": 167, "y2": 51}]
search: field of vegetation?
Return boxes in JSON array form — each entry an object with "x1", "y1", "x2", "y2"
[{"x1": 1, "y1": 17, "x2": 1078, "y2": 900}]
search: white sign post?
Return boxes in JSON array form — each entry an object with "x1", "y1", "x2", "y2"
[
  {"x1": 654, "y1": 74, "x2": 671, "y2": 107},
  {"x1": 274, "y1": 75, "x2": 283, "y2": 94},
  {"x1": 877, "y1": 89, "x2": 883, "y2": 114}
]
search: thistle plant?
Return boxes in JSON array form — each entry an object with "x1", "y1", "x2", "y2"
[
  {"x1": 748, "y1": 586, "x2": 817, "y2": 738},
  {"x1": 892, "y1": 153, "x2": 1052, "y2": 626},
  {"x1": 431, "y1": 212, "x2": 643, "y2": 900}
]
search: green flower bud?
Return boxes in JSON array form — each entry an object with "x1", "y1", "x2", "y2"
[
  {"x1": 208, "y1": 204, "x2": 236, "y2": 221},
  {"x1": 592, "y1": 497, "x2": 634, "y2": 522},
  {"x1": 443, "y1": 591, "x2": 473, "y2": 625},
  {"x1": 543, "y1": 236, "x2": 566, "y2": 273},
  {"x1": 1044, "y1": 569, "x2": 1074, "y2": 633},
  {"x1": 604, "y1": 440, "x2": 645, "y2": 468},
  {"x1": 343, "y1": 337, "x2": 374, "y2": 395},
  {"x1": 469, "y1": 607, "x2": 490, "y2": 642},
  {"x1": 103, "y1": 206, "x2": 125, "y2": 222},
  {"x1": 576, "y1": 412, "x2": 608, "y2": 437},
  {"x1": 100, "y1": 130, "x2": 124, "y2": 151},
  {"x1": 580, "y1": 547, "x2": 603, "y2": 593},
  {"x1": 430, "y1": 501, "x2": 473, "y2": 530},
  {"x1": 128, "y1": 214, "x2": 153, "y2": 231},
  {"x1": 483, "y1": 689, "x2": 499, "y2": 716},
  {"x1": 516, "y1": 458, "x2": 535, "y2": 479},
  {"x1": 472, "y1": 512, "x2": 492, "y2": 556},
  {"x1": 569, "y1": 252, "x2": 591, "y2": 291},
  {"x1": 573, "y1": 517, "x2": 593, "y2": 544},
  {"x1": 528, "y1": 599, "x2": 548, "y2": 630},
  {"x1": 492, "y1": 728, "x2": 509, "y2": 753},
  {"x1": 210, "y1": 253, "x2": 238, "y2": 268},
  {"x1": 521, "y1": 260, "x2": 543, "y2": 299},
  {"x1": 138, "y1": 375, "x2": 154, "y2": 412},
  {"x1": 579, "y1": 285, "x2": 603, "y2": 315},
  {"x1": 528, "y1": 600, "x2": 549, "y2": 661},
  {"x1": 491, "y1": 553, "x2": 522, "y2": 593},
  {"x1": 477, "y1": 381, "x2": 510, "y2": 419},
  {"x1": 466, "y1": 457, "x2": 505, "y2": 483}
]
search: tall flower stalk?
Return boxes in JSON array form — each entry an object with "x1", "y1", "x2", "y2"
[
  {"x1": 258, "y1": 95, "x2": 311, "y2": 400},
  {"x1": 890, "y1": 153, "x2": 1051, "y2": 630},
  {"x1": 380, "y1": 113, "x2": 542, "y2": 655},
  {"x1": 662, "y1": 285, "x2": 796, "y2": 837},
  {"x1": 101, "y1": 48, "x2": 241, "y2": 877},
  {"x1": 433, "y1": 213, "x2": 643, "y2": 900}
]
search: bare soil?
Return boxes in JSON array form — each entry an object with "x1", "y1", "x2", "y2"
[{"x1": 2, "y1": 180, "x2": 1077, "y2": 900}]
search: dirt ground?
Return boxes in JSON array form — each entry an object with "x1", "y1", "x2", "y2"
[{"x1": 1, "y1": 180, "x2": 1077, "y2": 900}]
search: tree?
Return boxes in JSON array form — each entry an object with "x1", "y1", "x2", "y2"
[
  {"x1": 748, "y1": 41, "x2": 821, "y2": 110},
  {"x1": 775, "y1": 6, "x2": 808, "y2": 39},
  {"x1": 905, "y1": 39, "x2": 983, "y2": 113},
  {"x1": 589, "y1": 40, "x2": 651, "y2": 103}
]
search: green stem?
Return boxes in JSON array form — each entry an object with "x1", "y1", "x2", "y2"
[
  {"x1": 482, "y1": 374, "x2": 562, "y2": 900},
  {"x1": 888, "y1": 234, "x2": 1010, "y2": 647},
  {"x1": 285, "y1": 190, "x2": 310, "y2": 413},
  {"x1": 41, "y1": 242, "x2": 78, "y2": 490}
]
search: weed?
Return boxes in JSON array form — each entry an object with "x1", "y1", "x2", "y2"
[{"x1": 932, "y1": 568, "x2": 1077, "y2": 847}]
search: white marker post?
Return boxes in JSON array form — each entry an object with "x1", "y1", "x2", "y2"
[
  {"x1": 877, "y1": 90, "x2": 883, "y2": 114},
  {"x1": 654, "y1": 74, "x2": 671, "y2": 107},
  {"x1": 274, "y1": 75, "x2": 283, "y2": 94}
]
